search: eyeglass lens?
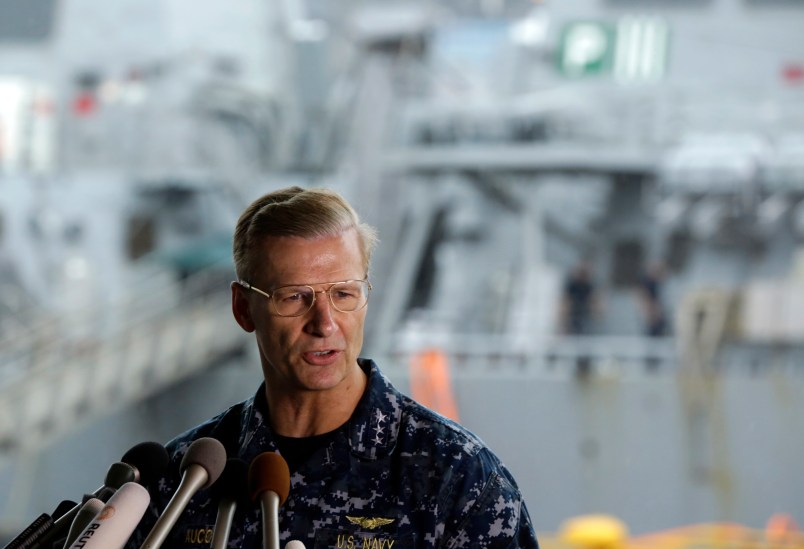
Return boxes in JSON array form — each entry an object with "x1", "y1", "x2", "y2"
[{"x1": 271, "y1": 281, "x2": 369, "y2": 316}]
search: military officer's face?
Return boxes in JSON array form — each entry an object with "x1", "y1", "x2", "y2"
[{"x1": 235, "y1": 228, "x2": 368, "y2": 396}]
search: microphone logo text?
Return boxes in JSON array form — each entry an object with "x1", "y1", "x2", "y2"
[{"x1": 73, "y1": 523, "x2": 100, "y2": 548}]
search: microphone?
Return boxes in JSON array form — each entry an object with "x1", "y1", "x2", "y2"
[
  {"x1": 88, "y1": 441, "x2": 168, "y2": 499},
  {"x1": 100, "y1": 462, "x2": 138, "y2": 491},
  {"x1": 139, "y1": 437, "x2": 227, "y2": 549},
  {"x1": 120, "y1": 442, "x2": 170, "y2": 488},
  {"x1": 248, "y1": 452, "x2": 290, "y2": 549},
  {"x1": 39, "y1": 441, "x2": 169, "y2": 549},
  {"x1": 3, "y1": 441, "x2": 166, "y2": 549},
  {"x1": 53, "y1": 500, "x2": 80, "y2": 522},
  {"x1": 209, "y1": 459, "x2": 249, "y2": 549},
  {"x1": 63, "y1": 498, "x2": 104, "y2": 549},
  {"x1": 93, "y1": 487, "x2": 116, "y2": 504},
  {"x1": 2, "y1": 500, "x2": 76, "y2": 549},
  {"x1": 66, "y1": 482, "x2": 150, "y2": 549}
]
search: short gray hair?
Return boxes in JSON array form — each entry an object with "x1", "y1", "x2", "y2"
[{"x1": 232, "y1": 186, "x2": 378, "y2": 282}]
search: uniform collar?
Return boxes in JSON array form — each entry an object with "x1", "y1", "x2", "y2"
[
  {"x1": 237, "y1": 358, "x2": 402, "y2": 461},
  {"x1": 236, "y1": 386, "x2": 277, "y2": 462},
  {"x1": 348, "y1": 359, "x2": 403, "y2": 460}
]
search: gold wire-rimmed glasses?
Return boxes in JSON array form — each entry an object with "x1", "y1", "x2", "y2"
[{"x1": 236, "y1": 278, "x2": 372, "y2": 317}]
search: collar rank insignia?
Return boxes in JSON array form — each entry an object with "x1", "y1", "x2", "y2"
[{"x1": 345, "y1": 516, "x2": 395, "y2": 530}]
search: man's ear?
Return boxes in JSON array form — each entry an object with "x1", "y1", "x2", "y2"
[{"x1": 231, "y1": 282, "x2": 256, "y2": 332}]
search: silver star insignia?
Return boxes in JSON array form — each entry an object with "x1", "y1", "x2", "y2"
[{"x1": 375, "y1": 410, "x2": 388, "y2": 425}]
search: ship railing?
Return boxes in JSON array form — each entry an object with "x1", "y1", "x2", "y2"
[
  {"x1": 0, "y1": 265, "x2": 248, "y2": 461},
  {"x1": 387, "y1": 334, "x2": 679, "y2": 378},
  {"x1": 386, "y1": 332, "x2": 804, "y2": 379}
]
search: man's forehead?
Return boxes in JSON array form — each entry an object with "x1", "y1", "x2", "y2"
[
  {"x1": 256, "y1": 228, "x2": 360, "y2": 252},
  {"x1": 253, "y1": 230, "x2": 364, "y2": 285}
]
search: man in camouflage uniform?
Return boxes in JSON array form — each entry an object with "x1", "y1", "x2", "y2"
[{"x1": 127, "y1": 187, "x2": 539, "y2": 548}]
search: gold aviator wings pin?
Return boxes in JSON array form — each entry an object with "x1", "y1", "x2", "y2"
[{"x1": 345, "y1": 516, "x2": 396, "y2": 530}]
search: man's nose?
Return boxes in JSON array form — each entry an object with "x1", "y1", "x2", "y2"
[{"x1": 306, "y1": 290, "x2": 336, "y2": 335}]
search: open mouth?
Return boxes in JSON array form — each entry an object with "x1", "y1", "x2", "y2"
[{"x1": 303, "y1": 349, "x2": 341, "y2": 365}]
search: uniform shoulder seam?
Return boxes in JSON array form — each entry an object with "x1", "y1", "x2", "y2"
[{"x1": 399, "y1": 393, "x2": 485, "y2": 453}]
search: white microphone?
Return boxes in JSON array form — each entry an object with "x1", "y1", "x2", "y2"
[
  {"x1": 67, "y1": 482, "x2": 150, "y2": 549},
  {"x1": 139, "y1": 437, "x2": 227, "y2": 549},
  {"x1": 248, "y1": 452, "x2": 291, "y2": 549},
  {"x1": 63, "y1": 497, "x2": 105, "y2": 548}
]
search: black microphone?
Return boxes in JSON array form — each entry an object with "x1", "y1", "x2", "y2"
[
  {"x1": 120, "y1": 442, "x2": 170, "y2": 488},
  {"x1": 248, "y1": 452, "x2": 290, "y2": 549},
  {"x1": 139, "y1": 437, "x2": 227, "y2": 549},
  {"x1": 85, "y1": 441, "x2": 168, "y2": 501},
  {"x1": 2, "y1": 500, "x2": 76, "y2": 549},
  {"x1": 52, "y1": 501, "x2": 79, "y2": 522},
  {"x1": 209, "y1": 459, "x2": 249, "y2": 549},
  {"x1": 92, "y1": 487, "x2": 116, "y2": 504}
]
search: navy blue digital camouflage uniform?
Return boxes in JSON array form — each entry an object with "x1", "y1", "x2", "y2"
[{"x1": 126, "y1": 359, "x2": 539, "y2": 549}]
